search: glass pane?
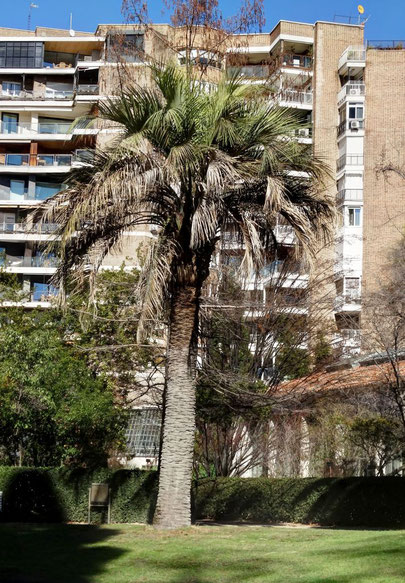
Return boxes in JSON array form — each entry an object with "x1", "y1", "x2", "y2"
[
  {"x1": 10, "y1": 180, "x2": 25, "y2": 201},
  {"x1": 2, "y1": 113, "x2": 18, "y2": 133},
  {"x1": 35, "y1": 183, "x2": 61, "y2": 200}
]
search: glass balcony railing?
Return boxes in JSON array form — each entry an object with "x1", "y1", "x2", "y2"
[
  {"x1": 0, "y1": 153, "x2": 73, "y2": 167},
  {"x1": 338, "y1": 46, "x2": 366, "y2": 70},
  {"x1": 337, "y1": 189, "x2": 363, "y2": 202},
  {"x1": 0, "y1": 87, "x2": 98, "y2": 100},
  {"x1": 0, "y1": 222, "x2": 58, "y2": 234},
  {"x1": 76, "y1": 84, "x2": 99, "y2": 95},
  {"x1": 32, "y1": 283, "x2": 59, "y2": 302},
  {"x1": 1, "y1": 255, "x2": 59, "y2": 268},
  {"x1": 226, "y1": 65, "x2": 270, "y2": 79}
]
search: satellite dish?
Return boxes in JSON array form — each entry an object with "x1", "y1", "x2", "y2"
[
  {"x1": 358, "y1": 5, "x2": 365, "y2": 14},
  {"x1": 69, "y1": 29, "x2": 75, "y2": 37}
]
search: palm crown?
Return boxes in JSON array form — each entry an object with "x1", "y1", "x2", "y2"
[{"x1": 38, "y1": 65, "x2": 333, "y2": 332}]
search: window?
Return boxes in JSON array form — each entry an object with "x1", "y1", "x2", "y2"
[
  {"x1": 347, "y1": 207, "x2": 361, "y2": 227},
  {"x1": 125, "y1": 408, "x2": 161, "y2": 457},
  {"x1": 2, "y1": 81, "x2": 21, "y2": 96},
  {"x1": 2, "y1": 112, "x2": 18, "y2": 134},
  {"x1": 35, "y1": 182, "x2": 63, "y2": 201},
  {"x1": 348, "y1": 103, "x2": 364, "y2": 120},
  {"x1": 0, "y1": 42, "x2": 44, "y2": 68},
  {"x1": 106, "y1": 32, "x2": 144, "y2": 63},
  {"x1": 10, "y1": 179, "x2": 25, "y2": 201}
]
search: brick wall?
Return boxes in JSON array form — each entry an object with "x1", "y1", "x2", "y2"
[{"x1": 362, "y1": 49, "x2": 405, "y2": 296}]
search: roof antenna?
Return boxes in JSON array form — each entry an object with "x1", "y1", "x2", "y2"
[
  {"x1": 69, "y1": 13, "x2": 75, "y2": 37},
  {"x1": 27, "y1": 3, "x2": 39, "y2": 31}
]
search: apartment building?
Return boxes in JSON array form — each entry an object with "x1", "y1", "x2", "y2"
[{"x1": 0, "y1": 19, "x2": 403, "y2": 468}]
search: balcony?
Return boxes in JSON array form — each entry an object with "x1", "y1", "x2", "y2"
[
  {"x1": 337, "y1": 189, "x2": 363, "y2": 203},
  {"x1": 227, "y1": 65, "x2": 270, "y2": 79},
  {"x1": 0, "y1": 121, "x2": 98, "y2": 140},
  {"x1": 1, "y1": 254, "x2": 59, "y2": 273},
  {"x1": 334, "y1": 290, "x2": 361, "y2": 313},
  {"x1": 337, "y1": 119, "x2": 365, "y2": 137},
  {"x1": 278, "y1": 89, "x2": 313, "y2": 108},
  {"x1": 0, "y1": 222, "x2": 58, "y2": 237},
  {"x1": 76, "y1": 84, "x2": 99, "y2": 95},
  {"x1": 0, "y1": 85, "x2": 99, "y2": 102},
  {"x1": 337, "y1": 83, "x2": 365, "y2": 105},
  {"x1": 0, "y1": 153, "x2": 73, "y2": 171},
  {"x1": 338, "y1": 46, "x2": 366, "y2": 74},
  {"x1": 337, "y1": 154, "x2": 364, "y2": 173},
  {"x1": 272, "y1": 53, "x2": 313, "y2": 73}
]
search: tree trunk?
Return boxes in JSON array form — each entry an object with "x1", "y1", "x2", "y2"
[{"x1": 153, "y1": 286, "x2": 198, "y2": 529}]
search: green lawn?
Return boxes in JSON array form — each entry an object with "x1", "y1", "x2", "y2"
[{"x1": 1, "y1": 523, "x2": 405, "y2": 583}]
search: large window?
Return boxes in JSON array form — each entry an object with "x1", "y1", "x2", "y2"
[
  {"x1": 35, "y1": 182, "x2": 63, "y2": 201},
  {"x1": 125, "y1": 408, "x2": 161, "y2": 457},
  {"x1": 2, "y1": 81, "x2": 21, "y2": 96},
  {"x1": 0, "y1": 42, "x2": 44, "y2": 68},
  {"x1": 106, "y1": 33, "x2": 144, "y2": 63}
]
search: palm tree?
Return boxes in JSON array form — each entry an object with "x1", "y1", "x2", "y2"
[{"x1": 34, "y1": 65, "x2": 334, "y2": 529}]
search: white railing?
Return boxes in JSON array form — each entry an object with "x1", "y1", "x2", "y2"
[
  {"x1": 337, "y1": 189, "x2": 363, "y2": 202},
  {"x1": 279, "y1": 90, "x2": 313, "y2": 106},
  {"x1": 335, "y1": 291, "x2": 361, "y2": 310},
  {"x1": 337, "y1": 154, "x2": 364, "y2": 172},
  {"x1": 338, "y1": 83, "x2": 365, "y2": 104},
  {"x1": 338, "y1": 46, "x2": 366, "y2": 70}
]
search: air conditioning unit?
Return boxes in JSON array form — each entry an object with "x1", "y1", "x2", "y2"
[
  {"x1": 298, "y1": 129, "x2": 309, "y2": 137},
  {"x1": 349, "y1": 120, "x2": 360, "y2": 129},
  {"x1": 349, "y1": 87, "x2": 361, "y2": 95}
]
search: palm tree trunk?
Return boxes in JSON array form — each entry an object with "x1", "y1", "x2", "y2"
[{"x1": 153, "y1": 285, "x2": 198, "y2": 529}]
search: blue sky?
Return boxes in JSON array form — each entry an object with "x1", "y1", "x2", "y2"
[{"x1": 3, "y1": 0, "x2": 405, "y2": 41}]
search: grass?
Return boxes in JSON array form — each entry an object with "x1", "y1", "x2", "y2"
[{"x1": 1, "y1": 523, "x2": 405, "y2": 582}]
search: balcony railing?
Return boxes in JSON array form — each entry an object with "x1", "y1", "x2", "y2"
[
  {"x1": 76, "y1": 84, "x2": 99, "y2": 95},
  {"x1": 279, "y1": 53, "x2": 313, "y2": 70},
  {"x1": 0, "y1": 222, "x2": 58, "y2": 234},
  {"x1": 0, "y1": 86, "x2": 99, "y2": 100},
  {"x1": 335, "y1": 291, "x2": 361, "y2": 310},
  {"x1": 337, "y1": 189, "x2": 363, "y2": 202},
  {"x1": 337, "y1": 154, "x2": 364, "y2": 172},
  {"x1": 279, "y1": 89, "x2": 313, "y2": 105},
  {"x1": 0, "y1": 153, "x2": 73, "y2": 167},
  {"x1": 338, "y1": 46, "x2": 366, "y2": 70},
  {"x1": 337, "y1": 119, "x2": 365, "y2": 137},
  {"x1": 1, "y1": 255, "x2": 59, "y2": 268},
  {"x1": 293, "y1": 127, "x2": 312, "y2": 139},
  {"x1": 0, "y1": 121, "x2": 96, "y2": 136},
  {"x1": 367, "y1": 40, "x2": 405, "y2": 49},
  {"x1": 337, "y1": 83, "x2": 365, "y2": 104},
  {"x1": 32, "y1": 283, "x2": 59, "y2": 302},
  {"x1": 227, "y1": 65, "x2": 269, "y2": 79}
]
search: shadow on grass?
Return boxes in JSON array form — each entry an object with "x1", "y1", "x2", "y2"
[{"x1": 0, "y1": 523, "x2": 126, "y2": 583}]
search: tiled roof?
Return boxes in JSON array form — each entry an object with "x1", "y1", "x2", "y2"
[{"x1": 278, "y1": 358, "x2": 405, "y2": 400}]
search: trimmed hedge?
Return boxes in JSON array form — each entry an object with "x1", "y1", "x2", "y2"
[
  {"x1": 1, "y1": 468, "x2": 405, "y2": 527},
  {"x1": 0, "y1": 467, "x2": 157, "y2": 523},
  {"x1": 194, "y1": 477, "x2": 405, "y2": 528}
]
